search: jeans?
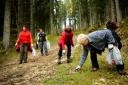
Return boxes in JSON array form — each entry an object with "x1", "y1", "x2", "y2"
[
  {"x1": 20, "y1": 43, "x2": 29, "y2": 62},
  {"x1": 39, "y1": 41, "x2": 48, "y2": 55},
  {"x1": 58, "y1": 43, "x2": 72, "y2": 60}
]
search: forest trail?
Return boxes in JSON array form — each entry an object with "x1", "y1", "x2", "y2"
[{"x1": 0, "y1": 45, "x2": 67, "y2": 85}]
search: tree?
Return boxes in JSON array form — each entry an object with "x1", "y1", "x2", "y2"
[
  {"x1": 30, "y1": 0, "x2": 35, "y2": 36},
  {"x1": 3, "y1": 0, "x2": 11, "y2": 50},
  {"x1": 115, "y1": 0, "x2": 122, "y2": 22}
]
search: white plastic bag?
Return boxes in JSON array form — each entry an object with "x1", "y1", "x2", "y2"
[
  {"x1": 47, "y1": 41, "x2": 50, "y2": 50},
  {"x1": 32, "y1": 46, "x2": 36, "y2": 57}
]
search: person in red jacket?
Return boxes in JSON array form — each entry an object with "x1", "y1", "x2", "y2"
[
  {"x1": 58, "y1": 26, "x2": 74, "y2": 64},
  {"x1": 15, "y1": 25, "x2": 33, "y2": 64}
]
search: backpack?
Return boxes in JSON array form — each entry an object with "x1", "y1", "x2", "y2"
[{"x1": 38, "y1": 32, "x2": 46, "y2": 42}]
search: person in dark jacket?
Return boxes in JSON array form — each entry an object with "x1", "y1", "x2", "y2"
[
  {"x1": 38, "y1": 28, "x2": 48, "y2": 56},
  {"x1": 58, "y1": 26, "x2": 74, "y2": 64}
]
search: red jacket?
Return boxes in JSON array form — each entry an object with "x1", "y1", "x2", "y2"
[
  {"x1": 16, "y1": 30, "x2": 33, "y2": 44},
  {"x1": 58, "y1": 31, "x2": 74, "y2": 50},
  {"x1": 16, "y1": 30, "x2": 33, "y2": 52}
]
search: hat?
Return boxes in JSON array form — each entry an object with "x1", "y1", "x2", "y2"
[{"x1": 77, "y1": 34, "x2": 89, "y2": 46}]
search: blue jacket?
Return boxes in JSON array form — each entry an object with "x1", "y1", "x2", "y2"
[
  {"x1": 79, "y1": 29, "x2": 116, "y2": 67},
  {"x1": 88, "y1": 29, "x2": 115, "y2": 50}
]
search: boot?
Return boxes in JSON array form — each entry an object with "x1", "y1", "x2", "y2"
[
  {"x1": 58, "y1": 57, "x2": 62, "y2": 64},
  {"x1": 67, "y1": 56, "x2": 71, "y2": 63},
  {"x1": 19, "y1": 60, "x2": 23, "y2": 64},
  {"x1": 118, "y1": 70, "x2": 127, "y2": 75},
  {"x1": 116, "y1": 64, "x2": 127, "y2": 75}
]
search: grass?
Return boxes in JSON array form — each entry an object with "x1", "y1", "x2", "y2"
[
  {"x1": 47, "y1": 34, "x2": 59, "y2": 46},
  {"x1": 42, "y1": 47, "x2": 128, "y2": 85},
  {"x1": 0, "y1": 47, "x2": 18, "y2": 64}
]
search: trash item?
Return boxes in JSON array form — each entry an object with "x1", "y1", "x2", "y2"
[
  {"x1": 32, "y1": 46, "x2": 36, "y2": 57},
  {"x1": 47, "y1": 41, "x2": 50, "y2": 50}
]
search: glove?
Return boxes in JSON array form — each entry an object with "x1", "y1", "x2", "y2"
[
  {"x1": 15, "y1": 43, "x2": 17, "y2": 46},
  {"x1": 62, "y1": 50, "x2": 66, "y2": 55},
  {"x1": 75, "y1": 65, "x2": 81, "y2": 71},
  {"x1": 108, "y1": 44, "x2": 113, "y2": 50}
]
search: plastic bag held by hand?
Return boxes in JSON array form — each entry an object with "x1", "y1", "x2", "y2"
[
  {"x1": 32, "y1": 47, "x2": 36, "y2": 57},
  {"x1": 62, "y1": 50, "x2": 66, "y2": 55},
  {"x1": 108, "y1": 44, "x2": 113, "y2": 50}
]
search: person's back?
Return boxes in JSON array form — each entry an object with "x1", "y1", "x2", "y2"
[
  {"x1": 38, "y1": 32, "x2": 46, "y2": 42},
  {"x1": 88, "y1": 29, "x2": 115, "y2": 50}
]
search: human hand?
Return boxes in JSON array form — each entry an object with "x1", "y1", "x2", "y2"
[
  {"x1": 62, "y1": 50, "x2": 66, "y2": 55},
  {"x1": 72, "y1": 44, "x2": 74, "y2": 47},
  {"x1": 31, "y1": 44, "x2": 33, "y2": 47},
  {"x1": 108, "y1": 44, "x2": 113, "y2": 51},
  {"x1": 15, "y1": 43, "x2": 17, "y2": 46}
]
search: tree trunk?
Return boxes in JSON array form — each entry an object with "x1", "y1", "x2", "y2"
[
  {"x1": 115, "y1": 0, "x2": 122, "y2": 22},
  {"x1": 30, "y1": 0, "x2": 35, "y2": 37},
  {"x1": 17, "y1": 0, "x2": 24, "y2": 32},
  {"x1": 110, "y1": 0, "x2": 116, "y2": 22},
  {"x1": 3, "y1": 0, "x2": 11, "y2": 50},
  {"x1": 50, "y1": 0, "x2": 54, "y2": 34}
]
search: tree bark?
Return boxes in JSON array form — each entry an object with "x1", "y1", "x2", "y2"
[
  {"x1": 3, "y1": 0, "x2": 11, "y2": 50},
  {"x1": 30, "y1": 0, "x2": 35, "y2": 37},
  {"x1": 110, "y1": 0, "x2": 116, "y2": 22},
  {"x1": 115, "y1": 0, "x2": 122, "y2": 22},
  {"x1": 17, "y1": 0, "x2": 24, "y2": 32}
]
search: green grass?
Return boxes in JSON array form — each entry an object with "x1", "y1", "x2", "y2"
[
  {"x1": 0, "y1": 48, "x2": 18, "y2": 64},
  {"x1": 47, "y1": 34, "x2": 59, "y2": 46},
  {"x1": 42, "y1": 48, "x2": 128, "y2": 85}
]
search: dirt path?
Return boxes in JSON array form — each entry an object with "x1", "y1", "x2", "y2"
[{"x1": 0, "y1": 45, "x2": 62, "y2": 85}]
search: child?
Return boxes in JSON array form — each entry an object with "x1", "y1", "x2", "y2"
[
  {"x1": 58, "y1": 26, "x2": 74, "y2": 64},
  {"x1": 75, "y1": 29, "x2": 127, "y2": 75}
]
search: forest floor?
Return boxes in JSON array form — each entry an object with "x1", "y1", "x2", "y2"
[
  {"x1": 0, "y1": 27, "x2": 128, "y2": 85},
  {"x1": 0, "y1": 45, "x2": 63, "y2": 85},
  {"x1": 0, "y1": 43, "x2": 128, "y2": 85}
]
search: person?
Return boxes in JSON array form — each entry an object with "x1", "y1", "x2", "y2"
[
  {"x1": 38, "y1": 28, "x2": 48, "y2": 56},
  {"x1": 90, "y1": 21, "x2": 122, "y2": 71},
  {"x1": 15, "y1": 25, "x2": 33, "y2": 64},
  {"x1": 75, "y1": 29, "x2": 127, "y2": 75},
  {"x1": 58, "y1": 26, "x2": 74, "y2": 64},
  {"x1": 35, "y1": 29, "x2": 40, "y2": 49}
]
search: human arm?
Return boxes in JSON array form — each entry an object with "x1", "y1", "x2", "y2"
[
  {"x1": 15, "y1": 32, "x2": 21, "y2": 46},
  {"x1": 75, "y1": 46, "x2": 89, "y2": 71}
]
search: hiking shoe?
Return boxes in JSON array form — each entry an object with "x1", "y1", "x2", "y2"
[
  {"x1": 75, "y1": 65, "x2": 81, "y2": 72},
  {"x1": 67, "y1": 59, "x2": 71, "y2": 63},
  {"x1": 118, "y1": 70, "x2": 128, "y2": 75},
  {"x1": 24, "y1": 60, "x2": 27, "y2": 63},
  {"x1": 57, "y1": 61, "x2": 62, "y2": 64},
  {"x1": 19, "y1": 60, "x2": 22, "y2": 64}
]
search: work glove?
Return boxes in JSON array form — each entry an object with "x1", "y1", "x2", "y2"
[{"x1": 108, "y1": 44, "x2": 114, "y2": 51}]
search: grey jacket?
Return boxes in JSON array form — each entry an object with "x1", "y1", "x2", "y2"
[
  {"x1": 88, "y1": 29, "x2": 115, "y2": 50},
  {"x1": 79, "y1": 29, "x2": 116, "y2": 67}
]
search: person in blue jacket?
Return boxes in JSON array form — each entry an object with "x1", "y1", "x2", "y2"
[
  {"x1": 75, "y1": 28, "x2": 127, "y2": 75},
  {"x1": 90, "y1": 21, "x2": 122, "y2": 71}
]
